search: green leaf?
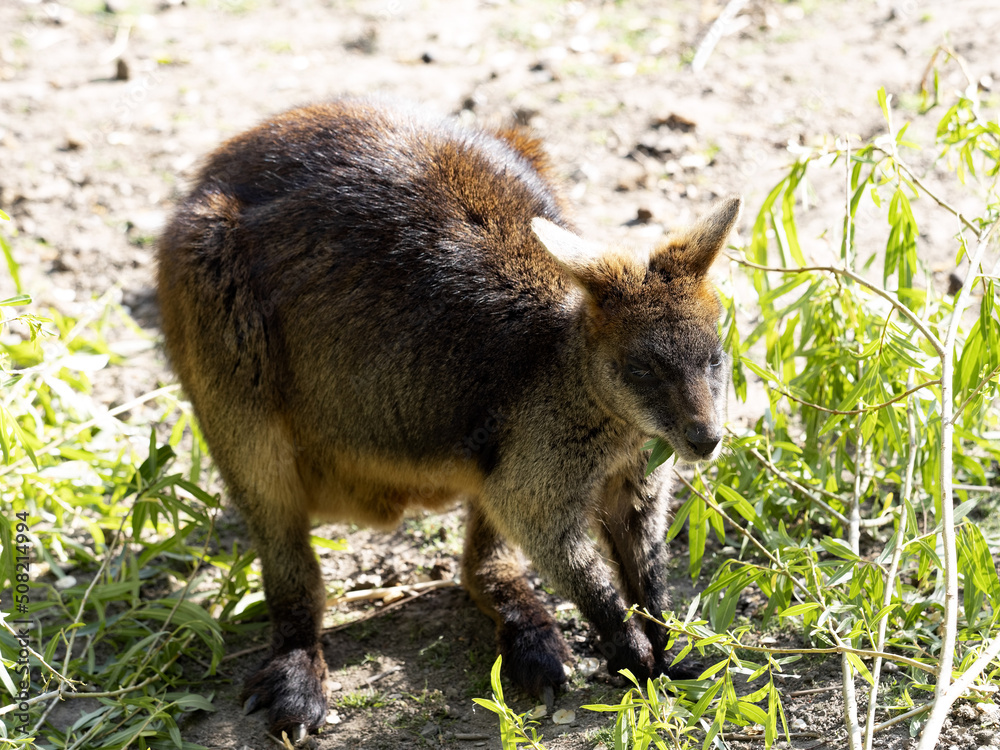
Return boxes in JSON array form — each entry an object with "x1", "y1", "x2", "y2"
[
  {"x1": 779, "y1": 602, "x2": 822, "y2": 619},
  {"x1": 644, "y1": 438, "x2": 674, "y2": 476},
  {"x1": 737, "y1": 700, "x2": 769, "y2": 726},
  {"x1": 877, "y1": 87, "x2": 890, "y2": 124},
  {"x1": 845, "y1": 651, "x2": 874, "y2": 686}
]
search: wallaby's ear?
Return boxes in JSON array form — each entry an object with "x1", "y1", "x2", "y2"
[
  {"x1": 532, "y1": 217, "x2": 649, "y2": 309},
  {"x1": 651, "y1": 195, "x2": 742, "y2": 278},
  {"x1": 531, "y1": 217, "x2": 603, "y2": 278}
]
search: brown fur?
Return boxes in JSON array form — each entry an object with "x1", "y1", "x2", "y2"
[{"x1": 156, "y1": 96, "x2": 740, "y2": 735}]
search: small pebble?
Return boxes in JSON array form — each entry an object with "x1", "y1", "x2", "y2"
[
  {"x1": 578, "y1": 657, "x2": 600, "y2": 677},
  {"x1": 552, "y1": 709, "x2": 575, "y2": 725}
]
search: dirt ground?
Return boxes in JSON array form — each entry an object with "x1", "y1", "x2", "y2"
[{"x1": 3, "y1": 0, "x2": 1000, "y2": 748}]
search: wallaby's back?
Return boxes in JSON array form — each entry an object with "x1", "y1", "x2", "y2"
[{"x1": 159, "y1": 99, "x2": 581, "y2": 499}]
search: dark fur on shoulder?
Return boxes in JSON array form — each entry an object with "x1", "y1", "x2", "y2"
[{"x1": 157, "y1": 96, "x2": 740, "y2": 735}]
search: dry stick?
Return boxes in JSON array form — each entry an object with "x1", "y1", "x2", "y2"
[
  {"x1": 221, "y1": 585, "x2": 446, "y2": 663},
  {"x1": 790, "y1": 685, "x2": 840, "y2": 697},
  {"x1": 690, "y1": 0, "x2": 748, "y2": 72},
  {"x1": 331, "y1": 578, "x2": 457, "y2": 605},
  {"x1": 917, "y1": 217, "x2": 1000, "y2": 750},
  {"x1": 863, "y1": 380, "x2": 916, "y2": 750}
]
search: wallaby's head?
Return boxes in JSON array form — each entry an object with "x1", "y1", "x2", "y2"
[{"x1": 533, "y1": 196, "x2": 741, "y2": 463}]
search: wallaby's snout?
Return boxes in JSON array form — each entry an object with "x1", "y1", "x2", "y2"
[{"x1": 684, "y1": 422, "x2": 723, "y2": 460}]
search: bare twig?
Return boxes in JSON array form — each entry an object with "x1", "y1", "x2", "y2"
[
  {"x1": 364, "y1": 665, "x2": 402, "y2": 685},
  {"x1": 791, "y1": 685, "x2": 840, "y2": 697},
  {"x1": 690, "y1": 0, "x2": 749, "y2": 72},
  {"x1": 222, "y1": 585, "x2": 447, "y2": 663},
  {"x1": 874, "y1": 702, "x2": 932, "y2": 733},
  {"x1": 768, "y1": 378, "x2": 939, "y2": 416},
  {"x1": 330, "y1": 578, "x2": 458, "y2": 605}
]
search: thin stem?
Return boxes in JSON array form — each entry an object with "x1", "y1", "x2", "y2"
[
  {"x1": 673, "y1": 472, "x2": 819, "y2": 604},
  {"x1": 768, "y1": 378, "x2": 939, "y2": 416},
  {"x1": 874, "y1": 702, "x2": 933, "y2": 733},
  {"x1": 842, "y1": 650, "x2": 863, "y2": 750},
  {"x1": 740, "y1": 441, "x2": 849, "y2": 525},
  {"x1": 636, "y1": 610, "x2": 939, "y2": 675},
  {"x1": 877, "y1": 151, "x2": 982, "y2": 239},
  {"x1": 951, "y1": 361, "x2": 1000, "y2": 424},
  {"x1": 864, "y1": 382, "x2": 916, "y2": 750}
]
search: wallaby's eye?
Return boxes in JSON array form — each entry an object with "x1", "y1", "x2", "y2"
[
  {"x1": 709, "y1": 351, "x2": 725, "y2": 369},
  {"x1": 625, "y1": 357, "x2": 659, "y2": 385}
]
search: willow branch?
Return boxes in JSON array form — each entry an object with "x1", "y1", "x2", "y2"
[
  {"x1": 726, "y1": 255, "x2": 946, "y2": 355},
  {"x1": 769, "y1": 378, "x2": 939, "y2": 416}
]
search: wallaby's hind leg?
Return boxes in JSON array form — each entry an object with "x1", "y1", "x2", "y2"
[
  {"x1": 238, "y1": 491, "x2": 327, "y2": 734},
  {"x1": 598, "y1": 473, "x2": 692, "y2": 678},
  {"x1": 462, "y1": 503, "x2": 571, "y2": 698}
]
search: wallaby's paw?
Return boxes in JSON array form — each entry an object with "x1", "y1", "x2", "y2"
[
  {"x1": 241, "y1": 647, "x2": 328, "y2": 735},
  {"x1": 498, "y1": 623, "x2": 572, "y2": 696},
  {"x1": 602, "y1": 624, "x2": 655, "y2": 682}
]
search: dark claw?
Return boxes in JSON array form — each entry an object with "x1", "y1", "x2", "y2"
[
  {"x1": 542, "y1": 685, "x2": 555, "y2": 711},
  {"x1": 291, "y1": 724, "x2": 307, "y2": 745},
  {"x1": 243, "y1": 693, "x2": 261, "y2": 715}
]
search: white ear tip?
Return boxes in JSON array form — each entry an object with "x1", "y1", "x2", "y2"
[{"x1": 530, "y1": 216, "x2": 561, "y2": 240}]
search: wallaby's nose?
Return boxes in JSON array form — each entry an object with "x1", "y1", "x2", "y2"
[{"x1": 686, "y1": 424, "x2": 721, "y2": 458}]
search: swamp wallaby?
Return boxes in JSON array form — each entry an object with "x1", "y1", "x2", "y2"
[{"x1": 157, "y1": 97, "x2": 740, "y2": 737}]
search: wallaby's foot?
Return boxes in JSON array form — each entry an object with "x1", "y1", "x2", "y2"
[
  {"x1": 498, "y1": 621, "x2": 572, "y2": 696},
  {"x1": 601, "y1": 622, "x2": 656, "y2": 682},
  {"x1": 241, "y1": 647, "x2": 328, "y2": 736}
]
